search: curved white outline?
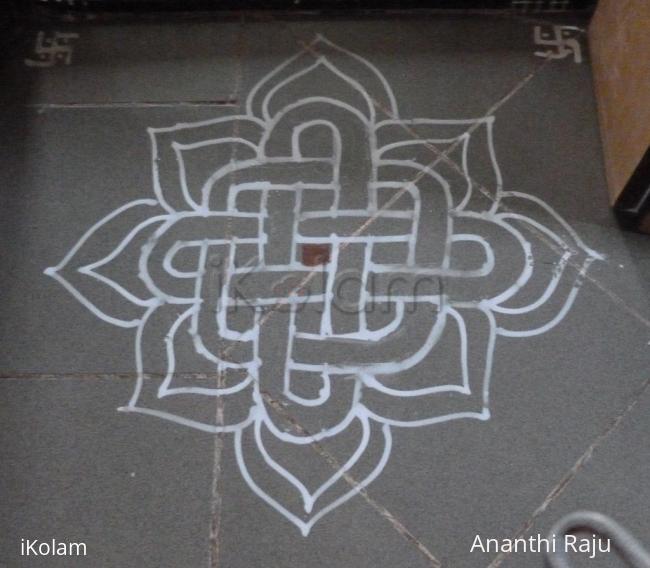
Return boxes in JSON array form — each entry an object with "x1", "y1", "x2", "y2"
[
  {"x1": 235, "y1": 412, "x2": 393, "y2": 537},
  {"x1": 44, "y1": 35, "x2": 602, "y2": 536}
]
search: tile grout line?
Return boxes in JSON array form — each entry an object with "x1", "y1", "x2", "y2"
[
  {"x1": 7, "y1": 19, "x2": 645, "y2": 568},
  {"x1": 199, "y1": 14, "x2": 555, "y2": 563},
  {"x1": 485, "y1": 374, "x2": 650, "y2": 568},
  {"x1": 0, "y1": 14, "x2": 627, "y2": 568},
  {"x1": 287, "y1": 21, "x2": 650, "y2": 560},
  {"x1": 26, "y1": 101, "x2": 240, "y2": 110},
  {"x1": 576, "y1": 271, "x2": 650, "y2": 329},
  {"x1": 9, "y1": 15, "x2": 636, "y2": 563},
  {"x1": 248, "y1": 23, "x2": 551, "y2": 338},
  {"x1": 42, "y1": 19, "x2": 649, "y2": 568},
  {"x1": 186, "y1": 18, "x2": 560, "y2": 564},
  {"x1": 262, "y1": 391, "x2": 442, "y2": 567},
  {"x1": 290, "y1": 26, "x2": 650, "y2": 559},
  {"x1": 208, "y1": 15, "x2": 248, "y2": 568},
  {"x1": 207, "y1": 158, "x2": 442, "y2": 564},
  {"x1": 300, "y1": 30, "x2": 650, "y2": 332},
  {"x1": 0, "y1": 158, "x2": 435, "y2": 384},
  {"x1": 0, "y1": 372, "x2": 217, "y2": 381}
]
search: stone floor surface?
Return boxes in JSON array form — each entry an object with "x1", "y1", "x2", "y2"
[{"x1": 0, "y1": 10, "x2": 648, "y2": 568}]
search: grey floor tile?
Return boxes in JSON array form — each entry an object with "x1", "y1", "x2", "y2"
[
  {"x1": 0, "y1": 378, "x2": 214, "y2": 568},
  {"x1": 210, "y1": 276, "x2": 648, "y2": 568},
  {"x1": 1, "y1": 12, "x2": 647, "y2": 568},
  {"x1": 569, "y1": 221, "x2": 650, "y2": 328},
  {"x1": 215, "y1": 434, "x2": 437, "y2": 568},
  {"x1": 0, "y1": 105, "x2": 242, "y2": 373},
  {"x1": 11, "y1": 20, "x2": 241, "y2": 105},
  {"x1": 239, "y1": 14, "x2": 550, "y2": 119},
  {"x1": 497, "y1": 384, "x2": 650, "y2": 568},
  {"x1": 488, "y1": 49, "x2": 612, "y2": 229}
]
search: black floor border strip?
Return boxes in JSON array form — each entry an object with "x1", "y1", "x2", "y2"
[{"x1": 22, "y1": 0, "x2": 598, "y2": 14}]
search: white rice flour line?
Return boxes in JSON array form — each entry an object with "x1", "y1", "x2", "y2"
[{"x1": 44, "y1": 35, "x2": 602, "y2": 536}]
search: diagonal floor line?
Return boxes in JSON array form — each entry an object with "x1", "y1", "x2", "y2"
[
  {"x1": 303, "y1": 21, "x2": 650, "y2": 561},
  {"x1": 485, "y1": 374, "x2": 650, "y2": 568},
  {"x1": 8, "y1": 20, "x2": 636, "y2": 553},
  {"x1": 374, "y1": 75, "x2": 650, "y2": 329},
  {"x1": 0, "y1": 14, "x2": 624, "y2": 566},
  {"x1": 11, "y1": 14, "x2": 621, "y2": 562},
  {"x1": 297, "y1": 27, "x2": 650, "y2": 331},
  {"x1": 2, "y1": 16, "x2": 635, "y2": 568},
  {"x1": 210, "y1": 156, "x2": 443, "y2": 565},
  {"x1": 261, "y1": 390, "x2": 442, "y2": 568},
  {"x1": 183, "y1": 15, "x2": 643, "y2": 567},
  {"x1": 297, "y1": 26, "x2": 650, "y2": 562},
  {"x1": 187, "y1": 16, "x2": 562, "y2": 563},
  {"x1": 194, "y1": 15, "x2": 556, "y2": 563},
  {"x1": 222, "y1": 26, "x2": 554, "y2": 345},
  {"x1": 270, "y1": 17, "x2": 650, "y2": 560},
  {"x1": 212, "y1": 154, "x2": 437, "y2": 409},
  {"x1": 188, "y1": 134, "x2": 444, "y2": 560},
  {"x1": 296, "y1": 21, "x2": 551, "y2": 155}
]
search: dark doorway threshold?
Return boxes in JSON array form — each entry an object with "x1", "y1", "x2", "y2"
[{"x1": 24, "y1": 0, "x2": 598, "y2": 14}]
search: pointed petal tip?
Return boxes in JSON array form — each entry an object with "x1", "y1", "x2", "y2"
[{"x1": 590, "y1": 249, "x2": 607, "y2": 262}]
